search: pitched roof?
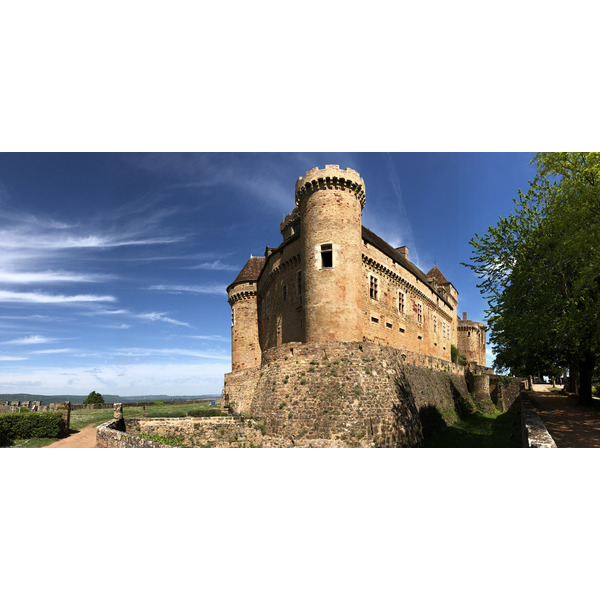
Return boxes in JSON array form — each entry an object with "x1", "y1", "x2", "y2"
[
  {"x1": 427, "y1": 265, "x2": 449, "y2": 285},
  {"x1": 228, "y1": 256, "x2": 266, "y2": 290}
]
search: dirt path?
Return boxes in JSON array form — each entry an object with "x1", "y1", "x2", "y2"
[
  {"x1": 45, "y1": 425, "x2": 98, "y2": 448},
  {"x1": 530, "y1": 391, "x2": 600, "y2": 448}
]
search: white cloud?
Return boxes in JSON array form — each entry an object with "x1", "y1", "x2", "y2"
[
  {"x1": 0, "y1": 270, "x2": 114, "y2": 284},
  {"x1": 149, "y1": 284, "x2": 226, "y2": 295},
  {"x1": 115, "y1": 347, "x2": 229, "y2": 360},
  {"x1": 0, "y1": 355, "x2": 28, "y2": 361},
  {"x1": 3, "y1": 335, "x2": 57, "y2": 345},
  {"x1": 0, "y1": 290, "x2": 116, "y2": 304},
  {"x1": 29, "y1": 348, "x2": 75, "y2": 355},
  {"x1": 188, "y1": 260, "x2": 239, "y2": 271},
  {"x1": 137, "y1": 312, "x2": 191, "y2": 327}
]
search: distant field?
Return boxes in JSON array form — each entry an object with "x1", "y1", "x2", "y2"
[
  {"x1": 69, "y1": 402, "x2": 224, "y2": 431},
  {"x1": 0, "y1": 402, "x2": 224, "y2": 447}
]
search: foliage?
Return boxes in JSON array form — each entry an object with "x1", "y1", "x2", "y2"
[
  {"x1": 84, "y1": 391, "x2": 104, "y2": 405},
  {"x1": 135, "y1": 433, "x2": 187, "y2": 447},
  {"x1": 450, "y1": 344, "x2": 468, "y2": 366},
  {"x1": 423, "y1": 411, "x2": 520, "y2": 448},
  {"x1": 186, "y1": 408, "x2": 224, "y2": 417},
  {"x1": 463, "y1": 153, "x2": 600, "y2": 402},
  {"x1": 0, "y1": 412, "x2": 65, "y2": 442}
]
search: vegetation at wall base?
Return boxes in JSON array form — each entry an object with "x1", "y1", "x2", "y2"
[
  {"x1": 135, "y1": 433, "x2": 187, "y2": 447},
  {"x1": 0, "y1": 412, "x2": 65, "y2": 446},
  {"x1": 424, "y1": 411, "x2": 520, "y2": 448}
]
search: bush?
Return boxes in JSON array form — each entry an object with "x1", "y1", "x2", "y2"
[
  {"x1": 153, "y1": 401, "x2": 165, "y2": 406},
  {"x1": 187, "y1": 408, "x2": 224, "y2": 417},
  {"x1": 84, "y1": 391, "x2": 104, "y2": 405},
  {"x1": 451, "y1": 345, "x2": 469, "y2": 366},
  {"x1": 0, "y1": 412, "x2": 66, "y2": 441}
]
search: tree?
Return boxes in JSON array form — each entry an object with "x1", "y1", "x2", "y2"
[
  {"x1": 464, "y1": 153, "x2": 600, "y2": 403},
  {"x1": 84, "y1": 390, "x2": 104, "y2": 405}
]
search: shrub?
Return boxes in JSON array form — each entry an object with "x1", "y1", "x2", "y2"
[
  {"x1": 187, "y1": 408, "x2": 224, "y2": 417},
  {"x1": 0, "y1": 412, "x2": 65, "y2": 441},
  {"x1": 84, "y1": 391, "x2": 104, "y2": 405},
  {"x1": 153, "y1": 401, "x2": 165, "y2": 406}
]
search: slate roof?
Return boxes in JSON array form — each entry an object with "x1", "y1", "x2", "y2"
[
  {"x1": 228, "y1": 256, "x2": 266, "y2": 290},
  {"x1": 426, "y1": 265, "x2": 449, "y2": 285}
]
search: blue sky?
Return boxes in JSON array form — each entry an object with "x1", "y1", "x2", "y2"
[{"x1": 0, "y1": 152, "x2": 536, "y2": 395}]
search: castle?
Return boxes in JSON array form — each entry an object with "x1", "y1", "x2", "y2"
[{"x1": 222, "y1": 165, "x2": 490, "y2": 446}]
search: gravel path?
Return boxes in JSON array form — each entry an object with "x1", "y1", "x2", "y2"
[
  {"x1": 530, "y1": 390, "x2": 600, "y2": 448},
  {"x1": 45, "y1": 425, "x2": 98, "y2": 448}
]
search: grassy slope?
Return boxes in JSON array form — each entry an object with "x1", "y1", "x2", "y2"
[{"x1": 424, "y1": 411, "x2": 521, "y2": 448}]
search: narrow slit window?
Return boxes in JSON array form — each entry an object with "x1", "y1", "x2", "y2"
[
  {"x1": 283, "y1": 285, "x2": 287, "y2": 301},
  {"x1": 371, "y1": 316, "x2": 379, "y2": 324},
  {"x1": 386, "y1": 322, "x2": 392, "y2": 329},
  {"x1": 370, "y1": 275, "x2": 378, "y2": 300},
  {"x1": 297, "y1": 271, "x2": 302, "y2": 296},
  {"x1": 321, "y1": 244, "x2": 333, "y2": 268}
]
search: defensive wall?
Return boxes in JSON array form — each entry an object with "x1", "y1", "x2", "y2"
[
  {"x1": 70, "y1": 398, "x2": 220, "y2": 410},
  {"x1": 225, "y1": 340, "x2": 485, "y2": 447}
]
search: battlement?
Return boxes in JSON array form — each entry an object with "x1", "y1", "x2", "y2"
[{"x1": 295, "y1": 164, "x2": 366, "y2": 208}]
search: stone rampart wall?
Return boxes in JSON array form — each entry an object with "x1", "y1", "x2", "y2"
[
  {"x1": 70, "y1": 399, "x2": 219, "y2": 410},
  {"x1": 245, "y1": 341, "x2": 473, "y2": 447}
]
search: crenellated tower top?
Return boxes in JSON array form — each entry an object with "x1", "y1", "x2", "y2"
[{"x1": 295, "y1": 165, "x2": 366, "y2": 209}]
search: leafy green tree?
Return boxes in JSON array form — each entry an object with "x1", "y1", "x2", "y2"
[
  {"x1": 84, "y1": 390, "x2": 104, "y2": 405},
  {"x1": 464, "y1": 152, "x2": 600, "y2": 403}
]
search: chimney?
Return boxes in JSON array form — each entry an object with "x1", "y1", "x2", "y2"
[
  {"x1": 463, "y1": 312, "x2": 467, "y2": 321},
  {"x1": 396, "y1": 246, "x2": 409, "y2": 261}
]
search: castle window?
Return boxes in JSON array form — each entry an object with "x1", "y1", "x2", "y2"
[
  {"x1": 321, "y1": 244, "x2": 333, "y2": 268},
  {"x1": 371, "y1": 316, "x2": 379, "y2": 324},
  {"x1": 297, "y1": 271, "x2": 302, "y2": 296},
  {"x1": 370, "y1": 275, "x2": 378, "y2": 300},
  {"x1": 433, "y1": 314, "x2": 437, "y2": 333},
  {"x1": 417, "y1": 303, "x2": 423, "y2": 324},
  {"x1": 399, "y1": 327, "x2": 405, "y2": 333},
  {"x1": 386, "y1": 322, "x2": 392, "y2": 329},
  {"x1": 231, "y1": 308, "x2": 235, "y2": 327},
  {"x1": 283, "y1": 285, "x2": 287, "y2": 301},
  {"x1": 398, "y1": 291, "x2": 405, "y2": 313}
]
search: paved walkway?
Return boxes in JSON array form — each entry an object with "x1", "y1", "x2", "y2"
[
  {"x1": 45, "y1": 425, "x2": 98, "y2": 448},
  {"x1": 530, "y1": 389, "x2": 600, "y2": 448}
]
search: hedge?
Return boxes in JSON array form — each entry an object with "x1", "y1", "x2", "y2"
[{"x1": 0, "y1": 412, "x2": 66, "y2": 441}]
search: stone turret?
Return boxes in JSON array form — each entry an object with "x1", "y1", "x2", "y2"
[
  {"x1": 457, "y1": 311, "x2": 486, "y2": 366},
  {"x1": 295, "y1": 165, "x2": 365, "y2": 343},
  {"x1": 227, "y1": 256, "x2": 265, "y2": 371}
]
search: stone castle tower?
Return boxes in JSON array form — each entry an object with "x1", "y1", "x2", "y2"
[
  {"x1": 224, "y1": 165, "x2": 488, "y2": 421},
  {"x1": 296, "y1": 165, "x2": 365, "y2": 343}
]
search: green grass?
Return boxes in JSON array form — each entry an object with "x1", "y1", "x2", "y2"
[
  {"x1": 69, "y1": 402, "x2": 223, "y2": 431},
  {"x1": 0, "y1": 402, "x2": 223, "y2": 448},
  {"x1": 424, "y1": 411, "x2": 521, "y2": 448}
]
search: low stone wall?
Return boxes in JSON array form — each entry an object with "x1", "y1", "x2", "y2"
[
  {"x1": 71, "y1": 398, "x2": 219, "y2": 410},
  {"x1": 519, "y1": 394, "x2": 557, "y2": 448},
  {"x1": 96, "y1": 418, "x2": 177, "y2": 448}
]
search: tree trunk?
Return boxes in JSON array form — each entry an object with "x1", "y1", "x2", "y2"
[{"x1": 578, "y1": 353, "x2": 596, "y2": 405}]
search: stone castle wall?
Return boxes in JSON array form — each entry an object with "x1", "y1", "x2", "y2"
[
  {"x1": 256, "y1": 237, "x2": 303, "y2": 348},
  {"x1": 360, "y1": 241, "x2": 456, "y2": 362},
  {"x1": 226, "y1": 340, "x2": 474, "y2": 447}
]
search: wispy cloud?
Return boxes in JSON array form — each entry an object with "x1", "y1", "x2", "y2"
[
  {"x1": 188, "y1": 334, "x2": 229, "y2": 342},
  {"x1": 30, "y1": 348, "x2": 75, "y2": 355},
  {"x1": 0, "y1": 355, "x2": 28, "y2": 361},
  {"x1": 0, "y1": 270, "x2": 115, "y2": 284},
  {"x1": 0, "y1": 290, "x2": 116, "y2": 304},
  {"x1": 3, "y1": 335, "x2": 58, "y2": 345},
  {"x1": 149, "y1": 284, "x2": 226, "y2": 295},
  {"x1": 188, "y1": 260, "x2": 239, "y2": 271},
  {"x1": 115, "y1": 347, "x2": 229, "y2": 360},
  {"x1": 138, "y1": 312, "x2": 191, "y2": 328}
]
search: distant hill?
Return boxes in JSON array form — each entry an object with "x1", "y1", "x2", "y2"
[{"x1": 0, "y1": 393, "x2": 220, "y2": 405}]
